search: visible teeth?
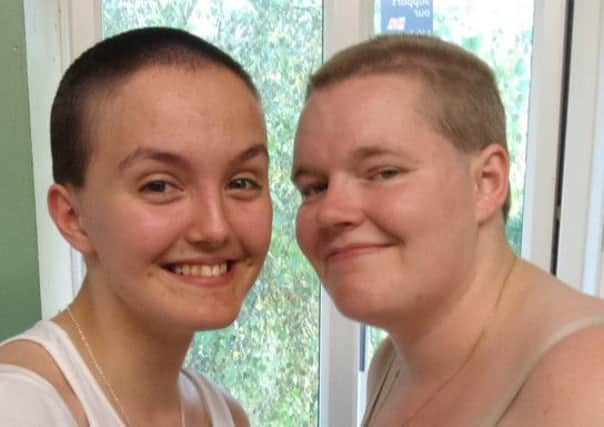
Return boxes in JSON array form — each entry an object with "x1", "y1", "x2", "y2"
[{"x1": 171, "y1": 263, "x2": 228, "y2": 277}]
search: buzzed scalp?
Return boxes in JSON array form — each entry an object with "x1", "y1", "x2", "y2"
[{"x1": 51, "y1": 27, "x2": 258, "y2": 187}]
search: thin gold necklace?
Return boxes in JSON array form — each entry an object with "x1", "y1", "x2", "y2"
[
  {"x1": 378, "y1": 256, "x2": 518, "y2": 427},
  {"x1": 66, "y1": 306, "x2": 185, "y2": 427}
]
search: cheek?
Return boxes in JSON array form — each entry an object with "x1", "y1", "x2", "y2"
[
  {"x1": 136, "y1": 213, "x2": 185, "y2": 254},
  {"x1": 231, "y1": 200, "x2": 273, "y2": 256},
  {"x1": 295, "y1": 207, "x2": 316, "y2": 259},
  {"x1": 364, "y1": 186, "x2": 418, "y2": 231},
  {"x1": 378, "y1": 177, "x2": 474, "y2": 251},
  {"x1": 97, "y1": 206, "x2": 184, "y2": 262},
  {"x1": 436, "y1": 173, "x2": 476, "y2": 228}
]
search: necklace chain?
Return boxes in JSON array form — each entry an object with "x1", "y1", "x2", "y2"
[
  {"x1": 381, "y1": 256, "x2": 518, "y2": 427},
  {"x1": 66, "y1": 306, "x2": 185, "y2": 427}
]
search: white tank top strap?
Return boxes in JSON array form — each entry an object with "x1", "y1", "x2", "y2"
[{"x1": 181, "y1": 367, "x2": 236, "y2": 427}]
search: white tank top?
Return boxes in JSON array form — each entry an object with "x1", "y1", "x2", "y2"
[{"x1": 0, "y1": 320, "x2": 235, "y2": 426}]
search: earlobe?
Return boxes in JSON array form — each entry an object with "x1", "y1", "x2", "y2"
[
  {"x1": 472, "y1": 144, "x2": 510, "y2": 223},
  {"x1": 47, "y1": 184, "x2": 94, "y2": 254}
]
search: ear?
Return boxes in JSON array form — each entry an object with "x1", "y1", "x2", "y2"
[
  {"x1": 47, "y1": 184, "x2": 94, "y2": 255},
  {"x1": 472, "y1": 144, "x2": 510, "y2": 224}
]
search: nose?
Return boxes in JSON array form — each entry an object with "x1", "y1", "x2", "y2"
[
  {"x1": 315, "y1": 180, "x2": 363, "y2": 229},
  {"x1": 185, "y1": 192, "x2": 230, "y2": 247}
]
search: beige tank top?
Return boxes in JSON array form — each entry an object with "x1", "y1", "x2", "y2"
[{"x1": 362, "y1": 315, "x2": 604, "y2": 426}]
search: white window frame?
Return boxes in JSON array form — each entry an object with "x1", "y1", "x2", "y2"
[
  {"x1": 24, "y1": 0, "x2": 101, "y2": 319},
  {"x1": 521, "y1": 0, "x2": 568, "y2": 271},
  {"x1": 24, "y1": 0, "x2": 601, "y2": 425},
  {"x1": 557, "y1": 0, "x2": 604, "y2": 295}
]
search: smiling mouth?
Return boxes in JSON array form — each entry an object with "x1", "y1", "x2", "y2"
[
  {"x1": 328, "y1": 244, "x2": 390, "y2": 261},
  {"x1": 167, "y1": 262, "x2": 229, "y2": 277}
]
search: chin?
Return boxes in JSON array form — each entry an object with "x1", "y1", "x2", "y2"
[
  {"x1": 328, "y1": 285, "x2": 382, "y2": 323},
  {"x1": 192, "y1": 304, "x2": 243, "y2": 331}
]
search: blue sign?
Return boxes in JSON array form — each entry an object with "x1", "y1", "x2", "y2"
[{"x1": 380, "y1": 0, "x2": 433, "y2": 34}]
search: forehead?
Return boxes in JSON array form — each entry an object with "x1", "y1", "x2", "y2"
[
  {"x1": 87, "y1": 64, "x2": 265, "y2": 158},
  {"x1": 301, "y1": 74, "x2": 429, "y2": 136},
  {"x1": 292, "y1": 73, "x2": 466, "y2": 176},
  {"x1": 295, "y1": 74, "x2": 427, "y2": 150},
  {"x1": 104, "y1": 64, "x2": 259, "y2": 125},
  {"x1": 305, "y1": 73, "x2": 425, "y2": 116}
]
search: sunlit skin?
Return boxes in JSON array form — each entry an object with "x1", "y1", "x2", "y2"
[
  {"x1": 65, "y1": 65, "x2": 273, "y2": 335},
  {"x1": 293, "y1": 74, "x2": 481, "y2": 333}
]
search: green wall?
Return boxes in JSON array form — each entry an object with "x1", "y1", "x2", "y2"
[{"x1": 0, "y1": 0, "x2": 41, "y2": 340}]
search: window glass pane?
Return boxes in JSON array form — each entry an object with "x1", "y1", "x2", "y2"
[
  {"x1": 367, "y1": 0, "x2": 535, "y2": 368},
  {"x1": 102, "y1": 2, "x2": 322, "y2": 425}
]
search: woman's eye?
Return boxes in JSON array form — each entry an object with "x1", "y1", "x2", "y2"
[
  {"x1": 372, "y1": 168, "x2": 400, "y2": 180},
  {"x1": 138, "y1": 179, "x2": 180, "y2": 203},
  {"x1": 141, "y1": 180, "x2": 173, "y2": 193},
  {"x1": 229, "y1": 177, "x2": 262, "y2": 190},
  {"x1": 299, "y1": 181, "x2": 327, "y2": 199}
]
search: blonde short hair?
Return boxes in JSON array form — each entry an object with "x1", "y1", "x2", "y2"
[{"x1": 307, "y1": 34, "x2": 510, "y2": 218}]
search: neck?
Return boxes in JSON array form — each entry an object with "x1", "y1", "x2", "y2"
[
  {"x1": 388, "y1": 241, "x2": 516, "y2": 384},
  {"x1": 55, "y1": 284, "x2": 192, "y2": 422}
]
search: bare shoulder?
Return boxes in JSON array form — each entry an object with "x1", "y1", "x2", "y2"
[
  {"x1": 223, "y1": 392, "x2": 250, "y2": 427},
  {"x1": 0, "y1": 339, "x2": 85, "y2": 425},
  {"x1": 366, "y1": 336, "x2": 395, "y2": 401},
  {"x1": 0, "y1": 339, "x2": 61, "y2": 383},
  {"x1": 501, "y1": 324, "x2": 604, "y2": 426}
]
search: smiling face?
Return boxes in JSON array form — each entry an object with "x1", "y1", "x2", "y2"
[
  {"x1": 293, "y1": 74, "x2": 481, "y2": 327},
  {"x1": 64, "y1": 65, "x2": 272, "y2": 331}
]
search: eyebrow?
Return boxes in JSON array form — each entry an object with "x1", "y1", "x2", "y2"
[
  {"x1": 291, "y1": 144, "x2": 401, "y2": 182},
  {"x1": 349, "y1": 145, "x2": 401, "y2": 161},
  {"x1": 118, "y1": 143, "x2": 269, "y2": 172},
  {"x1": 228, "y1": 144, "x2": 269, "y2": 168},
  {"x1": 118, "y1": 147, "x2": 187, "y2": 172},
  {"x1": 290, "y1": 167, "x2": 315, "y2": 184}
]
